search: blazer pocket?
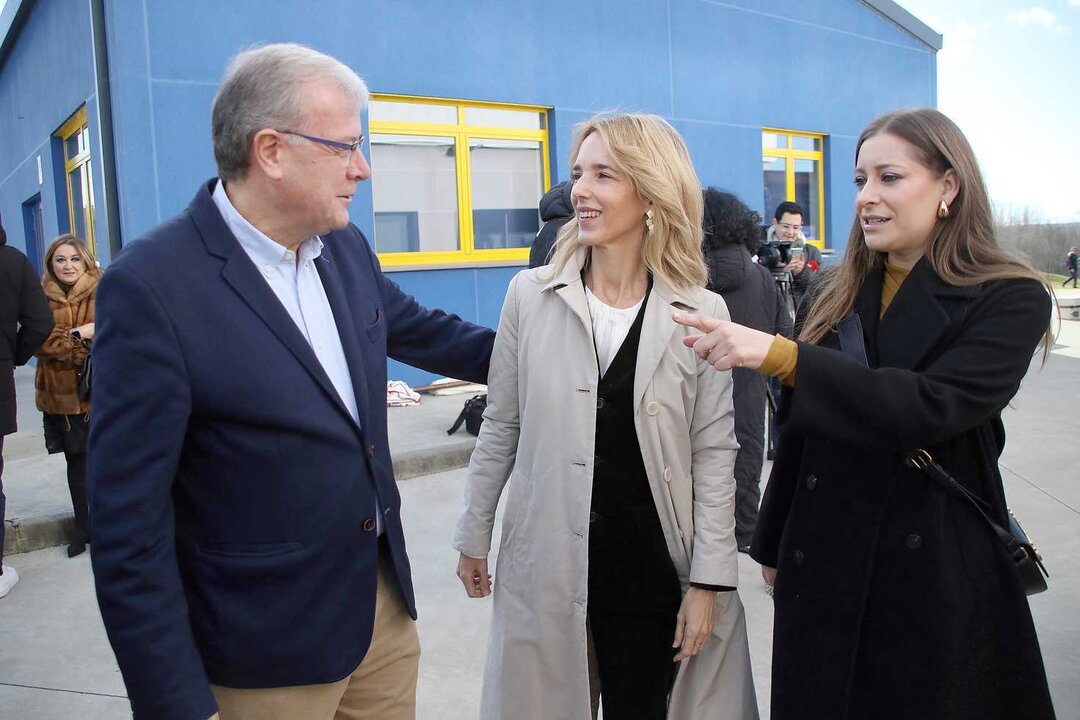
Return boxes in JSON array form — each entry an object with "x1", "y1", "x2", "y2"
[
  {"x1": 364, "y1": 306, "x2": 385, "y2": 343},
  {"x1": 197, "y1": 541, "x2": 304, "y2": 559}
]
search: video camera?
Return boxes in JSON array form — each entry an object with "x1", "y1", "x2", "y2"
[{"x1": 756, "y1": 240, "x2": 792, "y2": 272}]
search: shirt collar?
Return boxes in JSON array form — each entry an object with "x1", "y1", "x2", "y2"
[{"x1": 211, "y1": 179, "x2": 323, "y2": 266}]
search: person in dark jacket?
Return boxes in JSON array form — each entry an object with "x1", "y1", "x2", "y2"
[
  {"x1": 528, "y1": 180, "x2": 574, "y2": 268},
  {"x1": 0, "y1": 219, "x2": 54, "y2": 598},
  {"x1": 675, "y1": 108, "x2": 1056, "y2": 719},
  {"x1": 1063, "y1": 246, "x2": 1078, "y2": 288},
  {"x1": 702, "y1": 189, "x2": 792, "y2": 551}
]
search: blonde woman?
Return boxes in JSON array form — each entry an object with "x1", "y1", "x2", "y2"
[
  {"x1": 676, "y1": 108, "x2": 1055, "y2": 719},
  {"x1": 454, "y1": 113, "x2": 757, "y2": 720},
  {"x1": 35, "y1": 234, "x2": 101, "y2": 558}
]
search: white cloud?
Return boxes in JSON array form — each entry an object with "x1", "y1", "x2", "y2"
[{"x1": 1006, "y1": 6, "x2": 1064, "y2": 30}]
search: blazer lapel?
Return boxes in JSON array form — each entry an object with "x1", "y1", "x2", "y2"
[
  {"x1": 315, "y1": 244, "x2": 371, "y2": 431},
  {"x1": 190, "y1": 182, "x2": 358, "y2": 426},
  {"x1": 876, "y1": 257, "x2": 977, "y2": 370}
]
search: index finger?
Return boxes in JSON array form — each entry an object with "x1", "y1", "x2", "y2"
[{"x1": 672, "y1": 311, "x2": 722, "y2": 334}]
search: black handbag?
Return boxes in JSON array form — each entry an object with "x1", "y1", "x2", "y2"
[
  {"x1": 446, "y1": 394, "x2": 486, "y2": 437},
  {"x1": 837, "y1": 314, "x2": 1049, "y2": 596},
  {"x1": 76, "y1": 351, "x2": 92, "y2": 401}
]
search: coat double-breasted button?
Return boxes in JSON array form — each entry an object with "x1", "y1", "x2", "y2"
[
  {"x1": 793, "y1": 549, "x2": 805, "y2": 566},
  {"x1": 367, "y1": 443, "x2": 376, "y2": 458},
  {"x1": 646, "y1": 401, "x2": 659, "y2": 416},
  {"x1": 596, "y1": 397, "x2": 606, "y2": 410},
  {"x1": 362, "y1": 518, "x2": 376, "y2": 532},
  {"x1": 806, "y1": 474, "x2": 818, "y2": 490},
  {"x1": 906, "y1": 534, "x2": 923, "y2": 550}
]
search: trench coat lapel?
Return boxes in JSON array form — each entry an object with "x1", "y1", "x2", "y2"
[
  {"x1": 190, "y1": 185, "x2": 359, "y2": 428},
  {"x1": 634, "y1": 276, "x2": 703, "y2": 409},
  {"x1": 876, "y1": 257, "x2": 977, "y2": 370},
  {"x1": 544, "y1": 248, "x2": 593, "y2": 334}
]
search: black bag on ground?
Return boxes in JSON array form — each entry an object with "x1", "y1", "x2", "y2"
[{"x1": 447, "y1": 394, "x2": 486, "y2": 436}]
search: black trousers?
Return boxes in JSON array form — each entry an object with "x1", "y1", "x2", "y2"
[
  {"x1": 0, "y1": 434, "x2": 6, "y2": 565},
  {"x1": 65, "y1": 451, "x2": 89, "y2": 543},
  {"x1": 1064, "y1": 269, "x2": 1078, "y2": 288},
  {"x1": 587, "y1": 504, "x2": 682, "y2": 719}
]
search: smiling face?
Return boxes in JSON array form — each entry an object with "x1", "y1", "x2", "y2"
[
  {"x1": 854, "y1": 132, "x2": 957, "y2": 269},
  {"x1": 570, "y1": 132, "x2": 648, "y2": 251},
  {"x1": 280, "y1": 77, "x2": 371, "y2": 239},
  {"x1": 773, "y1": 212, "x2": 803, "y2": 242},
  {"x1": 50, "y1": 243, "x2": 86, "y2": 287}
]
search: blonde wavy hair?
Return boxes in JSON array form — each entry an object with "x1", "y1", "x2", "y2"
[
  {"x1": 545, "y1": 113, "x2": 707, "y2": 291},
  {"x1": 43, "y1": 234, "x2": 100, "y2": 287},
  {"x1": 801, "y1": 108, "x2": 1053, "y2": 355}
]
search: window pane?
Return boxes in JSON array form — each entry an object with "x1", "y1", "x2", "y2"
[
  {"x1": 464, "y1": 107, "x2": 542, "y2": 130},
  {"x1": 65, "y1": 134, "x2": 81, "y2": 162},
  {"x1": 762, "y1": 132, "x2": 785, "y2": 150},
  {"x1": 762, "y1": 156, "x2": 787, "y2": 219},
  {"x1": 70, "y1": 164, "x2": 87, "y2": 241},
  {"x1": 791, "y1": 135, "x2": 821, "y2": 152},
  {"x1": 83, "y1": 159, "x2": 96, "y2": 253},
  {"x1": 794, "y1": 158, "x2": 821, "y2": 240},
  {"x1": 369, "y1": 134, "x2": 459, "y2": 253},
  {"x1": 369, "y1": 100, "x2": 457, "y2": 125},
  {"x1": 469, "y1": 139, "x2": 543, "y2": 250}
]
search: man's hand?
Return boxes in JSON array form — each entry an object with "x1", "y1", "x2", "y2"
[
  {"x1": 785, "y1": 255, "x2": 806, "y2": 275},
  {"x1": 673, "y1": 588, "x2": 717, "y2": 662},
  {"x1": 673, "y1": 312, "x2": 775, "y2": 372},
  {"x1": 457, "y1": 553, "x2": 492, "y2": 598}
]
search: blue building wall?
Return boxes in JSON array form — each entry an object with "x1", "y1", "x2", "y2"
[
  {"x1": 2, "y1": 0, "x2": 937, "y2": 386},
  {"x1": 0, "y1": 0, "x2": 111, "y2": 270}
]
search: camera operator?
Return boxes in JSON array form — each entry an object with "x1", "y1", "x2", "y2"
[{"x1": 765, "y1": 202, "x2": 821, "y2": 310}]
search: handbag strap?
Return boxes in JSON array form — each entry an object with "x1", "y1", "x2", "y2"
[
  {"x1": 906, "y1": 450, "x2": 1046, "y2": 575},
  {"x1": 836, "y1": 314, "x2": 869, "y2": 368}
]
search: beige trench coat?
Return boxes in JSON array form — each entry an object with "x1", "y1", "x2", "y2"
[{"x1": 454, "y1": 251, "x2": 759, "y2": 720}]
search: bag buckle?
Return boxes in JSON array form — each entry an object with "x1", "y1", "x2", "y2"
[{"x1": 905, "y1": 449, "x2": 932, "y2": 470}]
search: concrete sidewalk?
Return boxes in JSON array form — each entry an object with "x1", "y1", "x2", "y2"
[{"x1": 1, "y1": 368, "x2": 482, "y2": 556}]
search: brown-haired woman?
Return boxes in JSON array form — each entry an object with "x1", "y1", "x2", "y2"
[
  {"x1": 674, "y1": 108, "x2": 1056, "y2": 718},
  {"x1": 35, "y1": 234, "x2": 101, "y2": 558}
]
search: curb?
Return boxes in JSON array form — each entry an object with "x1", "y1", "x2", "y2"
[{"x1": 2, "y1": 440, "x2": 477, "y2": 557}]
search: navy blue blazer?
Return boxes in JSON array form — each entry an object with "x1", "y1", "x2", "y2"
[{"x1": 88, "y1": 181, "x2": 494, "y2": 720}]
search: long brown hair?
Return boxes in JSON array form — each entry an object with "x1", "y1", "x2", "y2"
[
  {"x1": 801, "y1": 108, "x2": 1053, "y2": 355},
  {"x1": 545, "y1": 113, "x2": 707, "y2": 291},
  {"x1": 43, "y1": 234, "x2": 99, "y2": 288}
]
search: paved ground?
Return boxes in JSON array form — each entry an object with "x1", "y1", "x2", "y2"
[{"x1": 1, "y1": 290, "x2": 1078, "y2": 719}]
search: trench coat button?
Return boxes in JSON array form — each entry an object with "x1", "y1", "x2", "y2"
[
  {"x1": 806, "y1": 474, "x2": 818, "y2": 490},
  {"x1": 646, "y1": 401, "x2": 659, "y2": 416},
  {"x1": 663, "y1": 468, "x2": 672, "y2": 483},
  {"x1": 906, "y1": 534, "x2": 923, "y2": 550},
  {"x1": 367, "y1": 443, "x2": 376, "y2": 458},
  {"x1": 596, "y1": 397, "x2": 605, "y2": 410},
  {"x1": 362, "y1": 518, "x2": 376, "y2": 532},
  {"x1": 793, "y1": 549, "x2": 805, "y2": 566}
]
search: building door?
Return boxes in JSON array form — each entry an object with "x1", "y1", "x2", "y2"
[{"x1": 22, "y1": 194, "x2": 45, "y2": 275}]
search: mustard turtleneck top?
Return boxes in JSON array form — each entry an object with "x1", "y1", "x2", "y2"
[{"x1": 759, "y1": 263, "x2": 911, "y2": 386}]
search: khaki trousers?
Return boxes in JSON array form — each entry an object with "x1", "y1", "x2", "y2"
[{"x1": 212, "y1": 552, "x2": 421, "y2": 720}]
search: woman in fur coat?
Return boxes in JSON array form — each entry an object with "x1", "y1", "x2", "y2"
[{"x1": 36, "y1": 234, "x2": 101, "y2": 558}]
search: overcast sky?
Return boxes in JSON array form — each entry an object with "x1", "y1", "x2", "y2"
[{"x1": 898, "y1": 0, "x2": 1079, "y2": 223}]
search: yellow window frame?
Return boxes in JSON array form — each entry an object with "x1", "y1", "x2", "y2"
[
  {"x1": 763, "y1": 127, "x2": 826, "y2": 250},
  {"x1": 369, "y1": 94, "x2": 551, "y2": 268},
  {"x1": 56, "y1": 106, "x2": 97, "y2": 255}
]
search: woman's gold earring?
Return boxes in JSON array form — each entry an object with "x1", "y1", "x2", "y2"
[
  {"x1": 938, "y1": 200, "x2": 950, "y2": 219},
  {"x1": 645, "y1": 209, "x2": 655, "y2": 234}
]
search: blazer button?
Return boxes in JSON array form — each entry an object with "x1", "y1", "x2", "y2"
[
  {"x1": 646, "y1": 401, "x2": 659, "y2": 416},
  {"x1": 806, "y1": 474, "x2": 818, "y2": 490},
  {"x1": 362, "y1": 518, "x2": 376, "y2": 532},
  {"x1": 906, "y1": 534, "x2": 923, "y2": 550},
  {"x1": 793, "y1": 549, "x2": 805, "y2": 566},
  {"x1": 596, "y1": 397, "x2": 606, "y2": 410},
  {"x1": 367, "y1": 444, "x2": 376, "y2": 458}
]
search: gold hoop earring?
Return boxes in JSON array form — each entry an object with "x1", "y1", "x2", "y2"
[
  {"x1": 938, "y1": 200, "x2": 950, "y2": 219},
  {"x1": 645, "y1": 208, "x2": 655, "y2": 234}
]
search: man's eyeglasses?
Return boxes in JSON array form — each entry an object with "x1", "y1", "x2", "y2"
[
  {"x1": 279, "y1": 130, "x2": 365, "y2": 164},
  {"x1": 779, "y1": 223, "x2": 802, "y2": 232}
]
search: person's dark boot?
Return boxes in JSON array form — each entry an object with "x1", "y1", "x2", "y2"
[{"x1": 67, "y1": 542, "x2": 86, "y2": 558}]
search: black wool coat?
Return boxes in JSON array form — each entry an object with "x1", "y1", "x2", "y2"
[
  {"x1": 751, "y1": 258, "x2": 1056, "y2": 719},
  {"x1": 0, "y1": 235, "x2": 54, "y2": 435}
]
